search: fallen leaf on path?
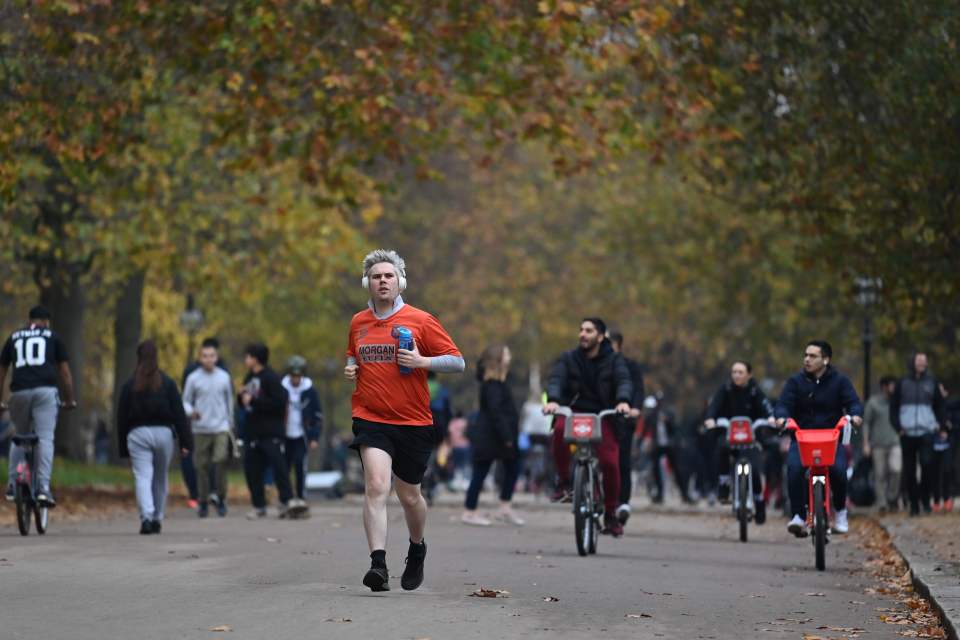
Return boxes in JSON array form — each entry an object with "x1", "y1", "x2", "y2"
[
  {"x1": 543, "y1": 596, "x2": 559, "y2": 602},
  {"x1": 265, "y1": 537, "x2": 280, "y2": 543},
  {"x1": 625, "y1": 613, "x2": 652, "y2": 619},
  {"x1": 805, "y1": 592, "x2": 826, "y2": 597},
  {"x1": 470, "y1": 588, "x2": 510, "y2": 598},
  {"x1": 208, "y1": 625, "x2": 232, "y2": 632},
  {"x1": 324, "y1": 618, "x2": 352, "y2": 623}
]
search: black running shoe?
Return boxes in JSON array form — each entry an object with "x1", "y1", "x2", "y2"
[
  {"x1": 754, "y1": 499, "x2": 766, "y2": 525},
  {"x1": 150, "y1": 519, "x2": 162, "y2": 534},
  {"x1": 4, "y1": 484, "x2": 14, "y2": 502},
  {"x1": 140, "y1": 520, "x2": 153, "y2": 535},
  {"x1": 363, "y1": 564, "x2": 390, "y2": 592},
  {"x1": 401, "y1": 540, "x2": 427, "y2": 591}
]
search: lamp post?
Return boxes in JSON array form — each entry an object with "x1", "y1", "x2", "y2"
[
  {"x1": 178, "y1": 294, "x2": 205, "y2": 368},
  {"x1": 854, "y1": 277, "x2": 882, "y2": 400},
  {"x1": 318, "y1": 356, "x2": 341, "y2": 471}
]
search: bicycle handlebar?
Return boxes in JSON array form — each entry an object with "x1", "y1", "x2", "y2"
[
  {"x1": 784, "y1": 415, "x2": 854, "y2": 445},
  {"x1": 549, "y1": 406, "x2": 623, "y2": 419}
]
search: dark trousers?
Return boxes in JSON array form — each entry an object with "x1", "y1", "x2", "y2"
[
  {"x1": 180, "y1": 452, "x2": 198, "y2": 500},
  {"x1": 787, "y1": 439, "x2": 847, "y2": 518},
  {"x1": 651, "y1": 445, "x2": 688, "y2": 501},
  {"x1": 244, "y1": 437, "x2": 293, "y2": 509},
  {"x1": 902, "y1": 434, "x2": 935, "y2": 510},
  {"x1": 464, "y1": 457, "x2": 519, "y2": 510},
  {"x1": 616, "y1": 420, "x2": 635, "y2": 505},
  {"x1": 285, "y1": 436, "x2": 308, "y2": 500},
  {"x1": 180, "y1": 451, "x2": 218, "y2": 501}
]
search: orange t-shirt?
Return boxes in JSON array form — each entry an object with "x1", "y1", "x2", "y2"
[{"x1": 347, "y1": 304, "x2": 461, "y2": 426}]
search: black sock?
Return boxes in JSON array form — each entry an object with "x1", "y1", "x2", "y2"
[
  {"x1": 370, "y1": 549, "x2": 387, "y2": 568},
  {"x1": 409, "y1": 538, "x2": 425, "y2": 548}
]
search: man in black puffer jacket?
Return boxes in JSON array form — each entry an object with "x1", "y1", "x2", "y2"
[
  {"x1": 544, "y1": 318, "x2": 632, "y2": 537},
  {"x1": 239, "y1": 343, "x2": 296, "y2": 519}
]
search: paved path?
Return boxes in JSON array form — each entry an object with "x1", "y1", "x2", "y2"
[{"x1": 0, "y1": 499, "x2": 911, "y2": 639}]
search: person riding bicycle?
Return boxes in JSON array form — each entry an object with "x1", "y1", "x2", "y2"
[
  {"x1": 775, "y1": 340, "x2": 863, "y2": 536},
  {"x1": 543, "y1": 317, "x2": 632, "y2": 537},
  {"x1": 0, "y1": 306, "x2": 77, "y2": 507},
  {"x1": 704, "y1": 360, "x2": 775, "y2": 524}
]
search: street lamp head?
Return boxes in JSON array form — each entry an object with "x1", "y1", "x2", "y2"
[
  {"x1": 854, "y1": 276, "x2": 882, "y2": 307},
  {"x1": 179, "y1": 294, "x2": 205, "y2": 335}
]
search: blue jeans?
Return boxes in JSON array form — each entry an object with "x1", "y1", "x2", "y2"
[
  {"x1": 464, "y1": 458, "x2": 519, "y2": 510},
  {"x1": 787, "y1": 437, "x2": 847, "y2": 519}
]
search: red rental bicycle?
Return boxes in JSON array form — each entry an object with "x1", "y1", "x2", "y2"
[{"x1": 785, "y1": 415, "x2": 852, "y2": 571}]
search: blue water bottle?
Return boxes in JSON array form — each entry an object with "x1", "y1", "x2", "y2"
[{"x1": 396, "y1": 326, "x2": 414, "y2": 375}]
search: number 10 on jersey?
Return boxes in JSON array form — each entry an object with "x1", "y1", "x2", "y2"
[{"x1": 14, "y1": 337, "x2": 47, "y2": 367}]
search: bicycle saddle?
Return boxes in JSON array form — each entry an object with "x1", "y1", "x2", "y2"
[{"x1": 12, "y1": 433, "x2": 39, "y2": 446}]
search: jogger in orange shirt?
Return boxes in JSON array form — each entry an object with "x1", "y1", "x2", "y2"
[{"x1": 344, "y1": 249, "x2": 464, "y2": 592}]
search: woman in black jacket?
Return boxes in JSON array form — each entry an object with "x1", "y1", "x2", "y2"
[
  {"x1": 117, "y1": 340, "x2": 193, "y2": 534},
  {"x1": 462, "y1": 345, "x2": 523, "y2": 526}
]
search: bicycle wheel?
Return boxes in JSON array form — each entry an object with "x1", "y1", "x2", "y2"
[
  {"x1": 15, "y1": 484, "x2": 31, "y2": 536},
  {"x1": 813, "y1": 482, "x2": 827, "y2": 571},
  {"x1": 35, "y1": 503, "x2": 48, "y2": 534},
  {"x1": 737, "y1": 471, "x2": 749, "y2": 543},
  {"x1": 573, "y1": 464, "x2": 589, "y2": 557},
  {"x1": 588, "y1": 465, "x2": 600, "y2": 554}
]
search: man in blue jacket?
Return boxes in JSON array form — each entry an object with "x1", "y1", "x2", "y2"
[{"x1": 775, "y1": 340, "x2": 863, "y2": 536}]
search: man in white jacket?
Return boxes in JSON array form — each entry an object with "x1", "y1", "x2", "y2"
[
  {"x1": 183, "y1": 343, "x2": 234, "y2": 517},
  {"x1": 282, "y1": 355, "x2": 323, "y2": 518}
]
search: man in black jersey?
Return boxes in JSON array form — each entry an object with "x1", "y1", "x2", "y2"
[{"x1": 0, "y1": 306, "x2": 76, "y2": 506}]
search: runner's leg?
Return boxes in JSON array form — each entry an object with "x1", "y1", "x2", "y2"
[
  {"x1": 360, "y1": 446, "x2": 393, "y2": 552},
  {"x1": 394, "y1": 476, "x2": 427, "y2": 544}
]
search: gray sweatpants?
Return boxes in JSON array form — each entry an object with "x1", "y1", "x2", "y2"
[
  {"x1": 7, "y1": 387, "x2": 59, "y2": 491},
  {"x1": 128, "y1": 426, "x2": 175, "y2": 522}
]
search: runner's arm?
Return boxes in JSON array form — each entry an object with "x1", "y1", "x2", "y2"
[
  {"x1": 0, "y1": 363, "x2": 7, "y2": 403},
  {"x1": 426, "y1": 354, "x2": 465, "y2": 373}
]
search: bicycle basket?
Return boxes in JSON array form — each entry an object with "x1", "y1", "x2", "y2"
[
  {"x1": 794, "y1": 428, "x2": 840, "y2": 467},
  {"x1": 728, "y1": 418, "x2": 753, "y2": 445},
  {"x1": 563, "y1": 414, "x2": 603, "y2": 444}
]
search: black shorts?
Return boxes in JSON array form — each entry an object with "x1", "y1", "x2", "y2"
[{"x1": 349, "y1": 419, "x2": 439, "y2": 485}]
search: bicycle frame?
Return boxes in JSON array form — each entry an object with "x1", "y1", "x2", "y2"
[
  {"x1": 713, "y1": 419, "x2": 773, "y2": 509},
  {"x1": 786, "y1": 416, "x2": 851, "y2": 530},
  {"x1": 553, "y1": 406, "x2": 618, "y2": 556}
]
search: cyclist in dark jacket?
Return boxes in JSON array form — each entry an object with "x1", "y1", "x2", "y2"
[
  {"x1": 543, "y1": 317, "x2": 632, "y2": 537},
  {"x1": 704, "y1": 361, "x2": 775, "y2": 524},
  {"x1": 775, "y1": 340, "x2": 863, "y2": 537}
]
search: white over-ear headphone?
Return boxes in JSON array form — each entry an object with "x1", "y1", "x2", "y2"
[{"x1": 362, "y1": 270, "x2": 407, "y2": 292}]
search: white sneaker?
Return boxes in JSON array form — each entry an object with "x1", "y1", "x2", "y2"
[
  {"x1": 461, "y1": 512, "x2": 492, "y2": 527},
  {"x1": 833, "y1": 509, "x2": 849, "y2": 534},
  {"x1": 494, "y1": 510, "x2": 526, "y2": 527},
  {"x1": 616, "y1": 503, "x2": 631, "y2": 525},
  {"x1": 787, "y1": 514, "x2": 808, "y2": 538}
]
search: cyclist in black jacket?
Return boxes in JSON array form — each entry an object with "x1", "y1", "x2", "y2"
[
  {"x1": 544, "y1": 318, "x2": 632, "y2": 537},
  {"x1": 704, "y1": 361, "x2": 775, "y2": 524}
]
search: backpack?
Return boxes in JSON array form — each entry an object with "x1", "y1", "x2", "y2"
[{"x1": 848, "y1": 457, "x2": 876, "y2": 507}]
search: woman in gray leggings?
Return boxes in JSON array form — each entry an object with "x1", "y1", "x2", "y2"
[{"x1": 117, "y1": 341, "x2": 194, "y2": 534}]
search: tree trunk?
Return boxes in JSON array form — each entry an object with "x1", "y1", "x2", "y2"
[
  {"x1": 111, "y1": 269, "x2": 146, "y2": 463},
  {"x1": 40, "y1": 270, "x2": 87, "y2": 460}
]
